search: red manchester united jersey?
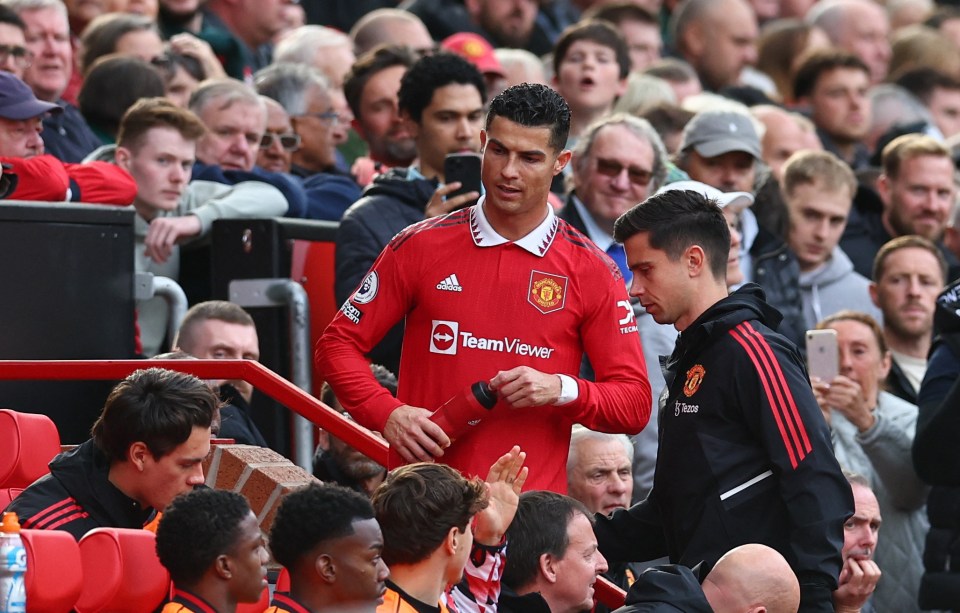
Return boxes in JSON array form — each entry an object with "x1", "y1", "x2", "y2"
[{"x1": 317, "y1": 203, "x2": 651, "y2": 492}]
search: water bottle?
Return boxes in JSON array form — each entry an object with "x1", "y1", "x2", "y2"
[
  {"x1": 429, "y1": 381, "x2": 498, "y2": 441},
  {"x1": 0, "y1": 512, "x2": 26, "y2": 613},
  {"x1": 387, "y1": 382, "x2": 498, "y2": 468}
]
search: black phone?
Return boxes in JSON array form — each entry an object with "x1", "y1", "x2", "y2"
[{"x1": 443, "y1": 152, "x2": 482, "y2": 209}]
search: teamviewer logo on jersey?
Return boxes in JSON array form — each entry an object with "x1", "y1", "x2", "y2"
[{"x1": 430, "y1": 320, "x2": 459, "y2": 354}]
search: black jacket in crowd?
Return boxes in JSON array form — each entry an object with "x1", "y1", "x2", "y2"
[
  {"x1": 334, "y1": 168, "x2": 438, "y2": 375},
  {"x1": 913, "y1": 278, "x2": 960, "y2": 610},
  {"x1": 4, "y1": 439, "x2": 155, "y2": 540},
  {"x1": 594, "y1": 284, "x2": 853, "y2": 613},
  {"x1": 612, "y1": 564, "x2": 712, "y2": 613}
]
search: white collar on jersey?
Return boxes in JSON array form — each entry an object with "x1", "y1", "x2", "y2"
[{"x1": 469, "y1": 197, "x2": 559, "y2": 258}]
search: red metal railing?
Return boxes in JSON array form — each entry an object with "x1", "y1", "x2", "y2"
[
  {"x1": 0, "y1": 359, "x2": 388, "y2": 466},
  {"x1": 0, "y1": 359, "x2": 627, "y2": 609}
]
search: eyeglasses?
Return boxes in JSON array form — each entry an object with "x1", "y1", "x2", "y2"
[
  {"x1": 595, "y1": 157, "x2": 653, "y2": 186},
  {"x1": 0, "y1": 45, "x2": 33, "y2": 69},
  {"x1": 297, "y1": 111, "x2": 341, "y2": 125},
  {"x1": 260, "y1": 131, "x2": 301, "y2": 151}
]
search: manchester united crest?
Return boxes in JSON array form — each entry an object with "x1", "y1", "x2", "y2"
[
  {"x1": 683, "y1": 364, "x2": 705, "y2": 397},
  {"x1": 528, "y1": 270, "x2": 568, "y2": 314}
]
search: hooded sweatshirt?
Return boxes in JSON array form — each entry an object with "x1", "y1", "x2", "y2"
[{"x1": 798, "y1": 247, "x2": 882, "y2": 329}]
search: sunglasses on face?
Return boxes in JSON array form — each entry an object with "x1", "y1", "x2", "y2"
[
  {"x1": 260, "y1": 132, "x2": 301, "y2": 151},
  {"x1": 594, "y1": 157, "x2": 653, "y2": 186}
]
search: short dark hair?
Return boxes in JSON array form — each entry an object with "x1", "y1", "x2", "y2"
[
  {"x1": 613, "y1": 189, "x2": 730, "y2": 281},
  {"x1": 79, "y1": 55, "x2": 166, "y2": 139},
  {"x1": 793, "y1": 49, "x2": 870, "y2": 101},
  {"x1": 502, "y1": 491, "x2": 592, "y2": 590},
  {"x1": 0, "y1": 5, "x2": 25, "y2": 30},
  {"x1": 80, "y1": 12, "x2": 159, "y2": 75},
  {"x1": 553, "y1": 20, "x2": 630, "y2": 81},
  {"x1": 117, "y1": 97, "x2": 206, "y2": 151},
  {"x1": 584, "y1": 2, "x2": 656, "y2": 28},
  {"x1": 269, "y1": 483, "x2": 375, "y2": 570},
  {"x1": 156, "y1": 489, "x2": 252, "y2": 587},
  {"x1": 372, "y1": 463, "x2": 487, "y2": 566},
  {"x1": 344, "y1": 44, "x2": 419, "y2": 119},
  {"x1": 894, "y1": 67, "x2": 960, "y2": 105},
  {"x1": 90, "y1": 368, "x2": 217, "y2": 463},
  {"x1": 486, "y1": 83, "x2": 571, "y2": 153},
  {"x1": 174, "y1": 301, "x2": 255, "y2": 352},
  {"x1": 398, "y1": 51, "x2": 486, "y2": 123}
]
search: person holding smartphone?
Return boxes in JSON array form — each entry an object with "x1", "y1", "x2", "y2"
[
  {"x1": 335, "y1": 51, "x2": 490, "y2": 376},
  {"x1": 813, "y1": 311, "x2": 928, "y2": 613}
]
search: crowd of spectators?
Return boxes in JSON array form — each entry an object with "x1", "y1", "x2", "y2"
[{"x1": 7, "y1": 0, "x2": 960, "y2": 611}]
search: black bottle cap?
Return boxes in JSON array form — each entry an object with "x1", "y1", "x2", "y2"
[{"x1": 471, "y1": 381, "x2": 498, "y2": 410}]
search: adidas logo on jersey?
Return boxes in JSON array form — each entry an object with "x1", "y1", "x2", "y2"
[{"x1": 436, "y1": 274, "x2": 463, "y2": 292}]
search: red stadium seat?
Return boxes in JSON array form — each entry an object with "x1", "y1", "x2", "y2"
[
  {"x1": 276, "y1": 566, "x2": 290, "y2": 592},
  {"x1": 0, "y1": 487, "x2": 23, "y2": 508},
  {"x1": 20, "y1": 528, "x2": 83, "y2": 613},
  {"x1": 75, "y1": 528, "x2": 170, "y2": 613},
  {"x1": 0, "y1": 409, "x2": 61, "y2": 488}
]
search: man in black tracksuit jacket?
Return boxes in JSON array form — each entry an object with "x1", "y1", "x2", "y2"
[
  {"x1": 5, "y1": 368, "x2": 216, "y2": 540},
  {"x1": 605, "y1": 186, "x2": 853, "y2": 613}
]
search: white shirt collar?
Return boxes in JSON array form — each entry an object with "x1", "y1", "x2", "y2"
[
  {"x1": 470, "y1": 197, "x2": 559, "y2": 257},
  {"x1": 570, "y1": 194, "x2": 615, "y2": 251}
]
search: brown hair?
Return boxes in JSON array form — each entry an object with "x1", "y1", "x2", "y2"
[
  {"x1": 816, "y1": 310, "x2": 888, "y2": 355},
  {"x1": 781, "y1": 150, "x2": 856, "y2": 199},
  {"x1": 756, "y1": 19, "x2": 820, "y2": 102},
  {"x1": 880, "y1": 133, "x2": 951, "y2": 179},
  {"x1": 173, "y1": 300, "x2": 254, "y2": 352},
  {"x1": 117, "y1": 97, "x2": 206, "y2": 151},
  {"x1": 372, "y1": 463, "x2": 487, "y2": 566},
  {"x1": 872, "y1": 235, "x2": 947, "y2": 283}
]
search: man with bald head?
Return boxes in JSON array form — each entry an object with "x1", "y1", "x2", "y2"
[
  {"x1": 751, "y1": 105, "x2": 822, "y2": 182},
  {"x1": 614, "y1": 544, "x2": 801, "y2": 613},
  {"x1": 809, "y1": 0, "x2": 892, "y2": 84},
  {"x1": 670, "y1": 0, "x2": 759, "y2": 92},
  {"x1": 350, "y1": 9, "x2": 435, "y2": 57}
]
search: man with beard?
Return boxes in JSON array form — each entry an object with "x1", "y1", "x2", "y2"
[
  {"x1": 402, "y1": 0, "x2": 553, "y2": 56},
  {"x1": 313, "y1": 365, "x2": 394, "y2": 497},
  {"x1": 842, "y1": 134, "x2": 958, "y2": 279},
  {"x1": 343, "y1": 45, "x2": 418, "y2": 187},
  {"x1": 870, "y1": 236, "x2": 947, "y2": 404}
]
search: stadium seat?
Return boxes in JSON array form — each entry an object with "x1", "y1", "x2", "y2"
[
  {"x1": 21, "y1": 528, "x2": 83, "y2": 613},
  {"x1": 0, "y1": 409, "x2": 61, "y2": 488},
  {"x1": 0, "y1": 487, "x2": 23, "y2": 508},
  {"x1": 276, "y1": 566, "x2": 290, "y2": 592},
  {"x1": 75, "y1": 528, "x2": 170, "y2": 613}
]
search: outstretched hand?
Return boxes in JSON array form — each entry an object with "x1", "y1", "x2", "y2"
[{"x1": 474, "y1": 446, "x2": 528, "y2": 546}]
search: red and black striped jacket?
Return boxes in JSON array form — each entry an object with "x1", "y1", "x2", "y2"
[
  {"x1": 595, "y1": 284, "x2": 853, "y2": 613},
  {"x1": 4, "y1": 439, "x2": 155, "y2": 540}
]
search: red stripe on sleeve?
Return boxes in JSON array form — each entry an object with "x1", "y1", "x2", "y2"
[{"x1": 729, "y1": 323, "x2": 802, "y2": 468}]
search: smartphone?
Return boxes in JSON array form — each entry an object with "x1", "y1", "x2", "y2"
[
  {"x1": 444, "y1": 152, "x2": 482, "y2": 209},
  {"x1": 805, "y1": 329, "x2": 839, "y2": 381}
]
